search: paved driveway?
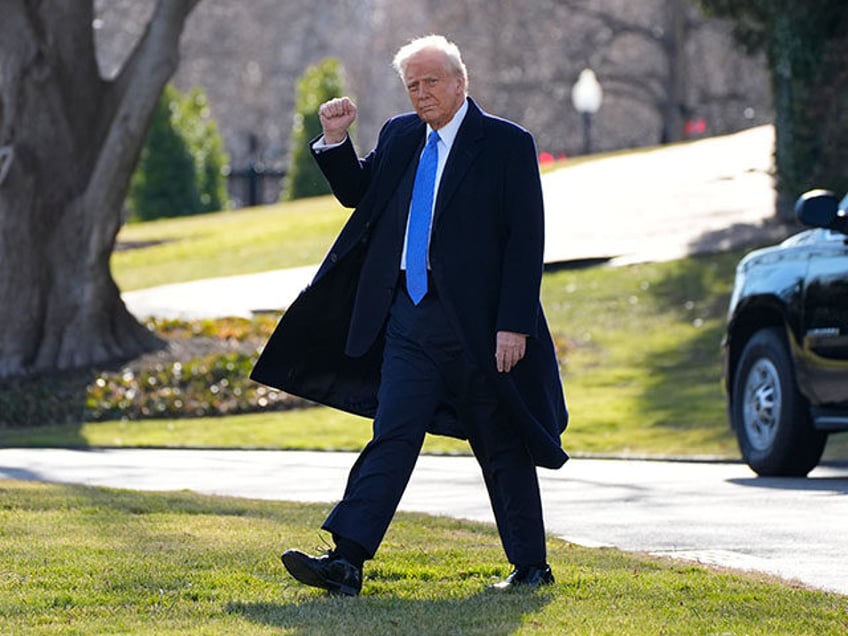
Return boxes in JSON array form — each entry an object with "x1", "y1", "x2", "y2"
[
  {"x1": 2, "y1": 448, "x2": 845, "y2": 596},
  {"x1": 542, "y1": 124, "x2": 779, "y2": 265}
]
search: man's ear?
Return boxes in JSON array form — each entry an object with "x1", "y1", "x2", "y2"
[{"x1": 456, "y1": 76, "x2": 467, "y2": 98}]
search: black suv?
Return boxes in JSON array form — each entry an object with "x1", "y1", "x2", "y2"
[{"x1": 723, "y1": 189, "x2": 848, "y2": 476}]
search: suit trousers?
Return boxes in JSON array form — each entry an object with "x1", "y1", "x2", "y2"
[{"x1": 322, "y1": 281, "x2": 547, "y2": 566}]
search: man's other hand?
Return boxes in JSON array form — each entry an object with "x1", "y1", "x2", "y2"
[{"x1": 496, "y1": 331, "x2": 527, "y2": 373}]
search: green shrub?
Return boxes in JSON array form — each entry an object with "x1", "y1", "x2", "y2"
[
  {"x1": 84, "y1": 352, "x2": 302, "y2": 420},
  {"x1": 282, "y1": 58, "x2": 346, "y2": 201},
  {"x1": 128, "y1": 84, "x2": 230, "y2": 221},
  {"x1": 178, "y1": 87, "x2": 230, "y2": 213}
]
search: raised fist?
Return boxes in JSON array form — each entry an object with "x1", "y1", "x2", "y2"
[{"x1": 319, "y1": 97, "x2": 357, "y2": 144}]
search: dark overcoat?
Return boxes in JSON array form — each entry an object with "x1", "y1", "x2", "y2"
[{"x1": 251, "y1": 98, "x2": 569, "y2": 469}]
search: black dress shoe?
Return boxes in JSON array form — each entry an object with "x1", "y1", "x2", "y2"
[
  {"x1": 492, "y1": 564, "x2": 555, "y2": 590},
  {"x1": 281, "y1": 549, "x2": 362, "y2": 596}
]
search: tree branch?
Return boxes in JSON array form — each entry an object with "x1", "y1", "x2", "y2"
[
  {"x1": 553, "y1": 0, "x2": 661, "y2": 42},
  {"x1": 84, "y1": 0, "x2": 201, "y2": 258},
  {"x1": 110, "y1": 1, "x2": 197, "y2": 107},
  {"x1": 600, "y1": 74, "x2": 666, "y2": 112}
]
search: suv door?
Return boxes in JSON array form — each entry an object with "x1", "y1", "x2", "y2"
[{"x1": 799, "y1": 229, "x2": 848, "y2": 406}]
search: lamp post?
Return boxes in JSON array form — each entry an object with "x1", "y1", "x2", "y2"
[{"x1": 571, "y1": 68, "x2": 603, "y2": 155}]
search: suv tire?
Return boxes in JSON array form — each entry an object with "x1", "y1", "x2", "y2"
[{"x1": 731, "y1": 327, "x2": 826, "y2": 477}]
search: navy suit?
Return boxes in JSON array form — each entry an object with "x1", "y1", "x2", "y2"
[{"x1": 251, "y1": 98, "x2": 568, "y2": 564}]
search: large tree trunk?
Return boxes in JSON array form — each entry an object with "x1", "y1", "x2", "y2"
[
  {"x1": 0, "y1": 0, "x2": 200, "y2": 380},
  {"x1": 698, "y1": 0, "x2": 848, "y2": 221}
]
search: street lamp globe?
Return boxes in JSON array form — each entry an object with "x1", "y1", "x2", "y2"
[
  {"x1": 571, "y1": 68, "x2": 603, "y2": 154},
  {"x1": 571, "y1": 68, "x2": 603, "y2": 115}
]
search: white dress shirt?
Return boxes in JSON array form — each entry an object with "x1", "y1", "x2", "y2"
[{"x1": 401, "y1": 98, "x2": 469, "y2": 270}]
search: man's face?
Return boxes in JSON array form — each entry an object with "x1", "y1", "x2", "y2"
[{"x1": 403, "y1": 49, "x2": 466, "y2": 130}]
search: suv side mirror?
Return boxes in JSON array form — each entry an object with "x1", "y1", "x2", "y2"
[{"x1": 795, "y1": 189, "x2": 848, "y2": 234}]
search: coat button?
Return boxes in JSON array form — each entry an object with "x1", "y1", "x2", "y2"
[{"x1": 330, "y1": 252, "x2": 338, "y2": 263}]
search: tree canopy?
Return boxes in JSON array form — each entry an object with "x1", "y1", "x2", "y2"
[{"x1": 699, "y1": 0, "x2": 848, "y2": 217}]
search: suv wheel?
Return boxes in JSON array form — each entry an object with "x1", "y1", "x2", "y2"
[{"x1": 731, "y1": 327, "x2": 826, "y2": 477}]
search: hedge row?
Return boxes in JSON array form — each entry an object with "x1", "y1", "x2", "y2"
[{"x1": 85, "y1": 351, "x2": 305, "y2": 421}]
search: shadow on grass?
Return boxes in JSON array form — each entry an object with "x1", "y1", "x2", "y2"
[
  {"x1": 634, "y1": 241, "x2": 848, "y2": 462},
  {"x1": 630, "y1": 252, "x2": 737, "y2": 444},
  {"x1": 636, "y1": 321, "x2": 730, "y2": 437},
  {"x1": 227, "y1": 587, "x2": 553, "y2": 634},
  {"x1": 12, "y1": 481, "x2": 299, "y2": 520}
]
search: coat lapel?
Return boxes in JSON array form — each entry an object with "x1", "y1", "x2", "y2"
[
  {"x1": 372, "y1": 120, "x2": 426, "y2": 221},
  {"x1": 433, "y1": 98, "x2": 484, "y2": 223},
  {"x1": 320, "y1": 119, "x2": 424, "y2": 278}
]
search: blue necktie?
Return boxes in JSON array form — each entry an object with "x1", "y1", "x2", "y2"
[{"x1": 406, "y1": 130, "x2": 439, "y2": 304}]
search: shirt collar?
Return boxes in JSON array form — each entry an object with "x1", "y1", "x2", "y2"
[{"x1": 427, "y1": 98, "x2": 468, "y2": 151}]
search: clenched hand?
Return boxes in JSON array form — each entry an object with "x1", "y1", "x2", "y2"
[{"x1": 319, "y1": 97, "x2": 357, "y2": 145}]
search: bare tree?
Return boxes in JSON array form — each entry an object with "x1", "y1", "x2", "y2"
[
  {"x1": 349, "y1": 0, "x2": 768, "y2": 157},
  {"x1": 0, "y1": 0, "x2": 200, "y2": 380},
  {"x1": 549, "y1": 0, "x2": 695, "y2": 144}
]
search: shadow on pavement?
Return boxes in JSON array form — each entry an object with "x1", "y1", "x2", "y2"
[
  {"x1": 727, "y1": 476, "x2": 848, "y2": 494},
  {"x1": 686, "y1": 219, "x2": 795, "y2": 256},
  {"x1": 0, "y1": 465, "x2": 49, "y2": 482},
  {"x1": 544, "y1": 256, "x2": 613, "y2": 273}
]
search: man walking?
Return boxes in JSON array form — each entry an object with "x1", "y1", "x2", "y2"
[{"x1": 251, "y1": 35, "x2": 568, "y2": 596}]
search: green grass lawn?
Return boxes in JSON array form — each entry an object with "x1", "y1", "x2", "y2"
[
  {"x1": 2, "y1": 480, "x2": 845, "y2": 635},
  {"x1": 0, "y1": 408, "x2": 471, "y2": 455},
  {"x1": 112, "y1": 197, "x2": 349, "y2": 291},
  {"x1": 543, "y1": 253, "x2": 739, "y2": 457}
]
